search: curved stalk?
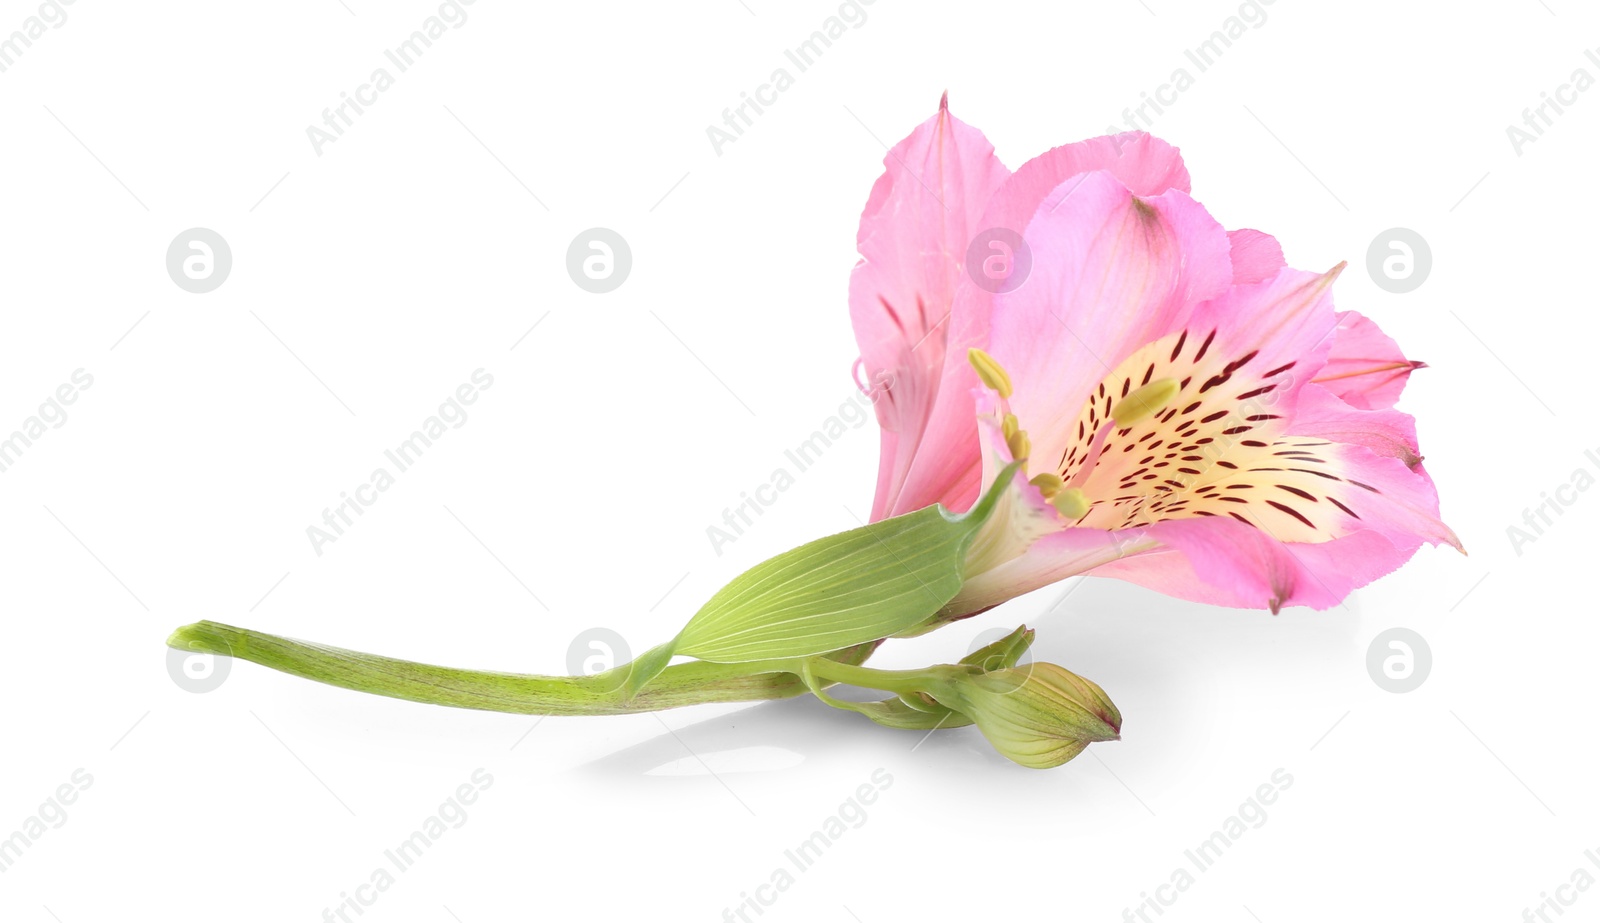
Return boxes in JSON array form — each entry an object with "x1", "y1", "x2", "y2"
[{"x1": 168, "y1": 621, "x2": 874, "y2": 716}]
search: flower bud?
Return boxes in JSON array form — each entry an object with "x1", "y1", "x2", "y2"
[{"x1": 943, "y1": 662, "x2": 1121, "y2": 769}]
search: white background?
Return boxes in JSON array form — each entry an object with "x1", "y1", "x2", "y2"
[{"x1": 1, "y1": 1, "x2": 1595, "y2": 921}]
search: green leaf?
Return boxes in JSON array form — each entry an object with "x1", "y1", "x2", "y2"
[
  {"x1": 622, "y1": 643, "x2": 677, "y2": 698},
  {"x1": 668, "y1": 463, "x2": 1021, "y2": 663}
]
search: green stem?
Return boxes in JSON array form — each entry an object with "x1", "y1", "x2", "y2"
[
  {"x1": 802, "y1": 656, "x2": 967, "y2": 698},
  {"x1": 168, "y1": 621, "x2": 874, "y2": 717}
]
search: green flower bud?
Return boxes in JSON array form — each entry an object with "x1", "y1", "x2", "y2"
[{"x1": 941, "y1": 662, "x2": 1121, "y2": 769}]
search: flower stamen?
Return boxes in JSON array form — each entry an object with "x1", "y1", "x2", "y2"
[
  {"x1": 968, "y1": 348, "x2": 1013, "y2": 398},
  {"x1": 1050, "y1": 488, "x2": 1090, "y2": 519},
  {"x1": 1110, "y1": 377, "x2": 1180, "y2": 427},
  {"x1": 1029, "y1": 472, "x2": 1064, "y2": 496}
]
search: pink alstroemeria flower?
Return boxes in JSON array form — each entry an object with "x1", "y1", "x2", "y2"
[{"x1": 849, "y1": 97, "x2": 1459, "y2": 614}]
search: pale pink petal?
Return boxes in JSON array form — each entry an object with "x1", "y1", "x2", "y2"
[
  {"x1": 1227, "y1": 228, "x2": 1285, "y2": 285},
  {"x1": 953, "y1": 524, "x2": 1145, "y2": 615},
  {"x1": 979, "y1": 132, "x2": 1191, "y2": 238},
  {"x1": 1089, "y1": 518, "x2": 1421, "y2": 612},
  {"x1": 1183, "y1": 265, "x2": 1342, "y2": 380},
  {"x1": 877, "y1": 134, "x2": 1195, "y2": 520},
  {"x1": 1312, "y1": 311, "x2": 1424, "y2": 411},
  {"x1": 849, "y1": 97, "x2": 1011, "y2": 520},
  {"x1": 1314, "y1": 443, "x2": 1462, "y2": 553},
  {"x1": 988, "y1": 174, "x2": 1235, "y2": 475},
  {"x1": 1291, "y1": 382, "x2": 1422, "y2": 468}
]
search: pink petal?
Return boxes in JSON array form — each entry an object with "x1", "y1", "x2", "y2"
[
  {"x1": 1291, "y1": 382, "x2": 1422, "y2": 468},
  {"x1": 988, "y1": 173, "x2": 1235, "y2": 472},
  {"x1": 874, "y1": 134, "x2": 1194, "y2": 520},
  {"x1": 1316, "y1": 443, "x2": 1462, "y2": 554},
  {"x1": 849, "y1": 98, "x2": 1011, "y2": 520},
  {"x1": 1227, "y1": 228, "x2": 1285, "y2": 285},
  {"x1": 979, "y1": 132, "x2": 1191, "y2": 239},
  {"x1": 1186, "y1": 265, "x2": 1341, "y2": 363},
  {"x1": 953, "y1": 524, "x2": 1143, "y2": 615},
  {"x1": 1312, "y1": 311, "x2": 1424, "y2": 411},
  {"x1": 1089, "y1": 518, "x2": 1422, "y2": 612}
]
